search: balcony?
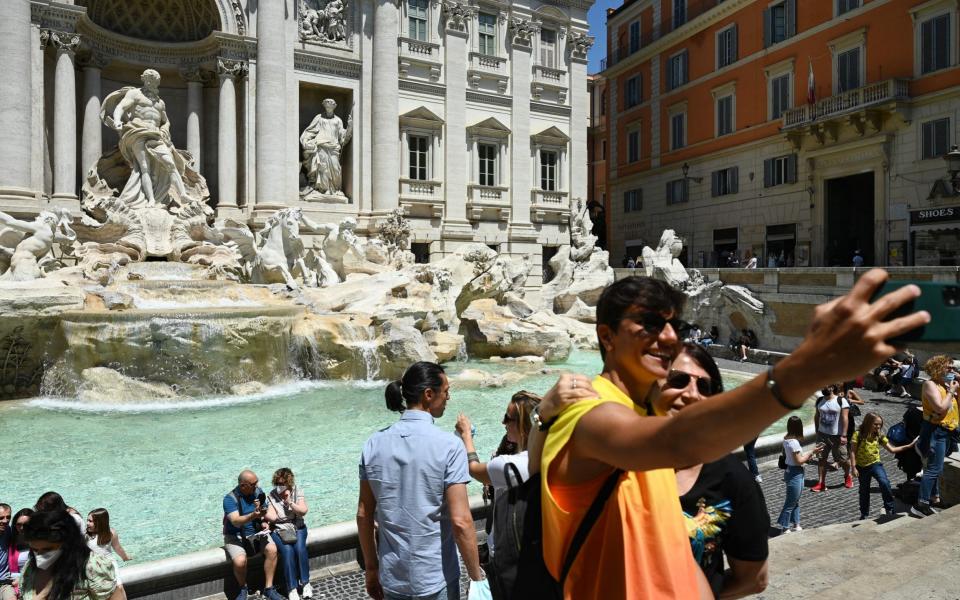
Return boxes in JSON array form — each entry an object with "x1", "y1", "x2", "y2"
[
  {"x1": 531, "y1": 65, "x2": 568, "y2": 103},
  {"x1": 398, "y1": 37, "x2": 441, "y2": 81},
  {"x1": 467, "y1": 52, "x2": 509, "y2": 94},
  {"x1": 782, "y1": 79, "x2": 910, "y2": 147},
  {"x1": 466, "y1": 185, "x2": 510, "y2": 221},
  {"x1": 399, "y1": 179, "x2": 444, "y2": 217},
  {"x1": 530, "y1": 189, "x2": 569, "y2": 223}
]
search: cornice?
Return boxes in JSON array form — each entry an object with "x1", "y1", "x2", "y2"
[
  {"x1": 399, "y1": 80, "x2": 447, "y2": 97},
  {"x1": 466, "y1": 91, "x2": 512, "y2": 107},
  {"x1": 31, "y1": 0, "x2": 85, "y2": 31},
  {"x1": 531, "y1": 101, "x2": 572, "y2": 117},
  {"x1": 294, "y1": 49, "x2": 361, "y2": 79}
]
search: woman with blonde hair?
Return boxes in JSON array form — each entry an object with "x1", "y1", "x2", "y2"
[
  {"x1": 851, "y1": 412, "x2": 915, "y2": 519},
  {"x1": 912, "y1": 354, "x2": 959, "y2": 517},
  {"x1": 267, "y1": 468, "x2": 311, "y2": 600}
]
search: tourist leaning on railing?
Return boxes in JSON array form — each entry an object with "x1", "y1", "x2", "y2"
[{"x1": 523, "y1": 270, "x2": 929, "y2": 599}]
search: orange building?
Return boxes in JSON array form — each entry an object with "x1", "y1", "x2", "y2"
[{"x1": 596, "y1": 0, "x2": 960, "y2": 267}]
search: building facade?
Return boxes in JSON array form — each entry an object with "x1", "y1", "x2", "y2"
[
  {"x1": 0, "y1": 0, "x2": 594, "y2": 285},
  {"x1": 598, "y1": 0, "x2": 960, "y2": 267}
]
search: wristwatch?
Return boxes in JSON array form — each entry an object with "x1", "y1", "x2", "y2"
[{"x1": 530, "y1": 406, "x2": 557, "y2": 432}]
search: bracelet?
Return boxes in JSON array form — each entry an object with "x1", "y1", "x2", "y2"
[
  {"x1": 467, "y1": 452, "x2": 480, "y2": 463},
  {"x1": 766, "y1": 366, "x2": 804, "y2": 410}
]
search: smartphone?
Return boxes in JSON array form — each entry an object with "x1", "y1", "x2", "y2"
[{"x1": 872, "y1": 281, "x2": 960, "y2": 343}]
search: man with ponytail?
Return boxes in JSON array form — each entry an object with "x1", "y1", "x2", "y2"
[{"x1": 357, "y1": 361, "x2": 484, "y2": 600}]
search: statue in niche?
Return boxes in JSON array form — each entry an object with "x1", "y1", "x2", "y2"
[
  {"x1": 299, "y1": 0, "x2": 348, "y2": 43},
  {"x1": 300, "y1": 99, "x2": 353, "y2": 203},
  {"x1": 0, "y1": 209, "x2": 76, "y2": 281}
]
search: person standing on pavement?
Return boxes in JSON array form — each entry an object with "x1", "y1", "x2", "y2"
[
  {"x1": 357, "y1": 362, "x2": 485, "y2": 600},
  {"x1": 912, "y1": 355, "x2": 959, "y2": 517},
  {"x1": 851, "y1": 413, "x2": 916, "y2": 519},
  {"x1": 777, "y1": 417, "x2": 822, "y2": 533},
  {"x1": 812, "y1": 385, "x2": 852, "y2": 492}
]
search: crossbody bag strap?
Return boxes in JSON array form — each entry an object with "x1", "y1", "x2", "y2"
[{"x1": 559, "y1": 468, "x2": 624, "y2": 585}]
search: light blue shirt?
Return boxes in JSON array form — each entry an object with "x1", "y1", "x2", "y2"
[{"x1": 359, "y1": 409, "x2": 470, "y2": 597}]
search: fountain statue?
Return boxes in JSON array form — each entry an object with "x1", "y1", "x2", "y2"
[
  {"x1": 0, "y1": 209, "x2": 75, "y2": 281},
  {"x1": 642, "y1": 229, "x2": 696, "y2": 290},
  {"x1": 300, "y1": 99, "x2": 353, "y2": 202}
]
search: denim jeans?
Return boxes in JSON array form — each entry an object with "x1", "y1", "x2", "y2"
[
  {"x1": 385, "y1": 581, "x2": 459, "y2": 600},
  {"x1": 270, "y1": 528, "x2": 310, "y2": 592},
  {"x1": 743, "y1": 438, "x2": 760, "y2": 478},
  {"x1": 857, "y1": 462, "x2": 894, "y2": 516},
  {"x1": 777, "y1": 466, "x2": 804, "y2": 528},
  {"x1": 920, "y1": 424, "x2": 952, "y2": 503}
]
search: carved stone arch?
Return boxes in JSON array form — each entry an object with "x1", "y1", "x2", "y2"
[
  {"x1": 212, "y1": 0, "x2": 246, "y2": 36},
  {"x1": 533, "y1": 5, "x2": 571, "y2": 28}
]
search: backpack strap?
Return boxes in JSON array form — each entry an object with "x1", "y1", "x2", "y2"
[{"x1": 559, "y1": 468, "x2": 623, "y2": 585}]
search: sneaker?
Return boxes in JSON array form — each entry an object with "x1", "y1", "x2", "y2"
[
  {"x1": 885, "y1": 509, "x2": 897, "y2": 516},
  {"x1": 289, "y1": 590, "x2": 300, "y2": 600},
  {"x1": 791, "y1": 524, "x2": 803, "y2": 532},
  {"x1": 235, "y1": 587, "x2": 249, "y2": 600},
  {"x1": 844, "y1": 475, "x2": 854, "y2": 489},
  {"x1": 263, "y1": 587, "x2": 285, "y2": 600},
  {"x1": 302, "y1": 584, "x2": 313, "y2": 599},
  {"x1": 860, "y1": 513, "x2": 869, "y2": 520},
  {"x1": 754, "y1": 475, "x2": 763, "y2": 483},
  {"x1": 910, "y1": 503, "x2": 935, "y2": 518},
  {"x1": 778, "y1": 525, "x2": 792, "y2": 535},
  {"x1": 811, "y1": 482, "x2": 826, "y2": 492}
]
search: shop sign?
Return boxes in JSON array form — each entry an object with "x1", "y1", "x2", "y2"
[{"x1": 910, "y1": 206, "x2": 960, "y2": 225}]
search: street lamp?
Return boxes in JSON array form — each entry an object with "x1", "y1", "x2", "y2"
[
  {"x1": 945, "y1": 145, "x2": 960, "y2": 194},
  {"x1": 681, "y1": 162, "x2": 703, "y2": 266}
]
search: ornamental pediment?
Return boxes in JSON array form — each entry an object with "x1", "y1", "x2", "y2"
[{"x1": 467, "y1": 117, "x2": 511, "y2": 139}]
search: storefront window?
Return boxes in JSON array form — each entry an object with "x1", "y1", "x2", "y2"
[
  {"x1": 910, "y1": 206, "x2": 960, "y2": 266},
  {"x1": 766, "y1": 223, "x2": 796, "y2": 267}
]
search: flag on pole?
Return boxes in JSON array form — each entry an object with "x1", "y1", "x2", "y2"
[{"x1": 807, "y1": 59, "x2": 816, "y2": 104}]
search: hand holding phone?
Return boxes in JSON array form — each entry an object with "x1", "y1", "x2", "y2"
[{"x1": 872, "y1": 281, "x2": 960, "y2": 343}]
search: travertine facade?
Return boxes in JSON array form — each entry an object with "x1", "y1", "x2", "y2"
[{"x1": 1, "y1": 0, "x2": 594, "y2": 287}]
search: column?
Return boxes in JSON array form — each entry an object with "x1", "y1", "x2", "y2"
[
  {"x1": 509, "y1": 19, "x2": 537, "y2": 233},
  {"x1": 80, "y1": 56, "x2": 108, "y2": 178},
  {"x1": 255, "y1": 0, "x2": 287, "y2": 207},
  {"x1": 218, "y1": 59, "x2": 245, "y2": 215},
  {"x1": 181, "y1": 68, "x2": 206, "y2": 171},
  {"x1": 52, "y1": 31, "x2": 81, "y2": 202},
  {"x1": 441, "y1": 2, "x2": 475, "y2": 238},
  {"x1": 371, "y1": 0, "x2": 400, "y2": 213},
  {"x1": 0, "y1": 0, "x2": 34, "y2": 205},
  {"x1": 568, "y1": 35, "x2": 592, "y2": 201}
]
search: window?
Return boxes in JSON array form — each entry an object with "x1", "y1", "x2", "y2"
[
  {"x1": 666, "y1": 179, "x2": 688, "y2": 204},
  {"x1": 411, "y1": 242, "x2": 430, "y2": 264},
  {"x1": 836, "y1": 47, "x2": 861, "y2": 92},
  {"x1": 408, "y1": 134, "x2": 429, "y2": 180},
  {"x1": 717, "y1": 25, "x2": 738, "y2": 69},
  {"x1": 540, "y1": 29, "x2": 557, "y2": 68},
  {"x1": 837, "y1": 0, "x2": 859, "y2": 16},
  {"x1": 623, "y1": 189, "x2": 642, "y2": 212},
  {"x1": 540, "y1": 150, "x2": 558, "y2": 190},
  {"x1": 764, "y1": 0, "x2": 796, "y2": 47},
  {"x1": 921, "y1": 14, "x2": 951, "y2": 74},
  {"x1": 629, "y1": 21, "x2": 641, "y2": 53},
  {"x1": 710, "y1": 167, "x2": 739, "y2": 197},
  {"x1": 408, "y1": 0, "x2": 429, "y2": 41},
  {"x1": 666, "y1": 51, "x2": 688, "y2": 90},
  {"x1": 922, "y1": 118, "x2": 950, "y2": 160},
  {"x1": 478, "y1": 143, "x2": 497, "y2": 186},
  {"x1": 673, "y1": 0, "x2": 687, "y2": 29},
  {"x1": 627, "y1": 131, "x2": 640, "y2": 163},
  {"x1": 770, "y1": 73, "x2": 791, "y2": 119},
  {"x1": 763, "y1": 154, "x2": 798, "y2": 187},
  {"x1": 625, "y1": 75, "x2": 641, "y2": 108},
  {"x1": 670, "y1": 112, "x2": 686, "y2": 150},
  {"x1": 716, "y1": 95, "x2": 734, "y2": 137},
  {"x1": 478, "y1": 12, "x2": 497, "y2": 56}
]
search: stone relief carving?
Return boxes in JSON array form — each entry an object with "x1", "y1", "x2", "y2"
[
  {"x1": 50, "y1": 30, "x2": 82, "y2": 53},
  {"x1": 232, "y1": 0, "x2": 247, "y2": 35},
  {"x1": 299, "y1": 0, "x2": 348, "y2": 44},
  {"x1": 0, "y1": 209, "x2": 76, "y2": 281},
  {"x1": 299, "y1": 99, "x2": 353, "y2": 203},
  {"x1": 509, "y1": 17, "x2": 541, "y2": 46},
  {"x1": 217, "y1": 57, "x2": 248, "y2": 79},
  {"x1": 441, "y1": 1, "x2": 477, "y2": 32},
  {"x1": 567, "y1": 31, "x2": 595, "y2": 60}
]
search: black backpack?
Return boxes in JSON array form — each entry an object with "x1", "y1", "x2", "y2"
[{"x1": 490, "y1": 463, "x2": 623, "y2": 600}]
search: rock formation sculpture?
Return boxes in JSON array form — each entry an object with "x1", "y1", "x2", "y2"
[
  {"x1": 299, "y1": 0, "x2": 348, "y2": 43},
  {"x1": 300, "y1": 99, "x2": 353, "y2": 202},
  {"x1": 0, "y1": 209, "x2": 76, "y2": 281},
  {"x1": 642, "y1": 229, "x2": 694, "y2": 289}
]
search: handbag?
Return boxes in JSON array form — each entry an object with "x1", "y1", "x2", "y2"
[
  {"x1": 277, "y1": 527, "x2": 298, "y2": 545},
  {"x1": 777, "y1": 449, "x2": 787, "y2": 470}
]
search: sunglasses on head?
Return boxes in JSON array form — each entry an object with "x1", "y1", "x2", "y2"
[
  {"x1": 664, "y1": 370, "x2": 714, "y2": 396},
  {"x1": 623, "y1": 312, "x2": 692, "y2": 337}
]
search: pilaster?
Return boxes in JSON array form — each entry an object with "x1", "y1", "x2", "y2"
[
  {"x1": 371, "y1": 0, "x2": 400, "y2": 214},
  {"x1": 568, "y1": 31, "x2": 593, "y2": 201},
  {"x1": 181, "y1": 67, "x2": 210, "y2": 172},
  {"x1": 0, "y1": 0, "x2": 37, "y2": 209},
  {"x1": 51, "y1": 31, "x2": 81, "y2": 206},
  {"x1": 217, "y1": 58, "x2": 246, "y2": 219},
  {"x1": 508, "y1": 16, "x2": 539, "y2": 240},
  {"x1": 80, "y1": 54, "x2": 109, "y2": 178},
  {"x1": 254, "y1": 0, "x2": 287, "y2": 209}
]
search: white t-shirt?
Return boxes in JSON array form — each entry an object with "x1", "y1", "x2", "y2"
[
  {"x1": 485, "y1": 451, "x2": 529, "y2": 554},
  {"x1": 816, "y1": 395, "x2": 849, "y2": 436},
  {"x1": 783, "y1": 438, "x2": 803, "y2": 467}
]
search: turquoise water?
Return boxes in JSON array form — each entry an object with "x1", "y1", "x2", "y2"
[{"x1": 0, "y1": 351, "x2": 806, "y2": 564}]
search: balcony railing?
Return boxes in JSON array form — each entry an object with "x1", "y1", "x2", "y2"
[
  {"x1": 782, "y1": 79, "x2": 910, "y2": 129},
  {"x1": 399, "y1": 37, "x2": 439, "y2": 59},
  {"x1": 530, "y1": 189, "x2": 569, "y2": 222},
  {"x1": 467, "y1": 185, "x2": 510, "y2": 221},
  {"x1": 467, "y1": 52, "x2": 509, "y2": 93},
  {"x1": 399, "y1": 179, "x2": 444, "y2": 217}
]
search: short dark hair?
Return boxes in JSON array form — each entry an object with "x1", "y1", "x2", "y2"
[
  {"x1": 0, "y1": 503, "x2": 10, "y2": 514},
  {"x1": 785, "y1": 415, "x2": 804, "y2": 438},
  {"x1": 23, "y1": 510, "x2": 91, "y2": 600},
  {"x1": 679, "y1": 343, "x2": 724, "y2": 395},
  {"x1": 595, "y1": 277, "x2": 686, "y2": 360}
]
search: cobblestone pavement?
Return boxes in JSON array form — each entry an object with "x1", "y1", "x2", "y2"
[{"x1": 309, "y1": 358, "x2": 924, "y2": 599}]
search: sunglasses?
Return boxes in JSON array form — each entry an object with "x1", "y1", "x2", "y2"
[
  {"x1": 502, "y1": 412, "x2": 519, "y2": 424},
  {"x1": 664, "y1": 370, "x2": 714, "y2": 396},
  {"x1": 623, "y1": 312, "x2": 692, "y2": 337}
]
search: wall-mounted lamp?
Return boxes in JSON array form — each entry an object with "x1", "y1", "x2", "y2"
[
  {"x1": 946, "y1": 145, "x2": 960, "y2": 194},
  {"x1": 681, "y1": 162, "x2": 703, "y2": 183}
]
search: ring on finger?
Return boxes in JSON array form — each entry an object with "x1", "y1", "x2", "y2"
[{"x1": 571, "y1": 378, "x2": 578, "y2": 389}]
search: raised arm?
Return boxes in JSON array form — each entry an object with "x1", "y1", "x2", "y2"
[
  {"x1": 454, "y1": 414, "x2": 490, "y2": 484},
  {"x1": 883, "y1": 437, "x2": 917, "y2": 454},
  {"x1": 289, "y1": 489, "x2": 308, "y2": 517},
  {"x1": 0, "y1": 212, "x2": 35, "y2": 233}
]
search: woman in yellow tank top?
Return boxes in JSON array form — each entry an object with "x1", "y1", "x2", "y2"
[{"x1": 912, "y1": 355, "x2": 959, "y2": 517}]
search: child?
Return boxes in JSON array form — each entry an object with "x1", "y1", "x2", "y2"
[
  {"x1": 851, "y1": 412, "x2": 917, "y2": 519},
  {"x1": 777, "y1": 416, "x2": 823, "y2": 533},
  {"x1": 86, "y1": 508, "x2": 132, "y2": 587}
]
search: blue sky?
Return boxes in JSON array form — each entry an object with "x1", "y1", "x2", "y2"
[{"x1": 587, "y1": 0, "x2": 622, "y2": 74}]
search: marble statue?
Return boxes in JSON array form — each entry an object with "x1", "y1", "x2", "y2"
[
  {"x1": 0, "y1": 209, "x2": 75, "y2": 281},
  {"x1": 300, "y1": 99, "x2": 353, "y2": 202},
  {"x1": 299, "y1": 0, "x2": 348, "y2": 43},
  {"x1": 642, "y1": 229, "x2": 690, "y2": 288}
]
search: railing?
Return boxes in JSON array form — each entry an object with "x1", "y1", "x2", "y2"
[
  {"x1": 531, "y1": 189, "x2": 569, "y2": 206},
  {"x1": 400, "y1": 178, "x2": 442, "y2": 197},
  {"x1": 782, "y1": 78, "x2": 910, "y2": 129},
  {"x1": 533, "y1": 65, "x2": 566, "y2": 85},
  {"x1": 398, "y1": 36, "x2": 440, "y2": 59},
  {"x1": 469, "y1": 52, "x2": 507, "y2": 73}
]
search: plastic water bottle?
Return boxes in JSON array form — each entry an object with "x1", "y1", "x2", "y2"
[{"x1": 456, "y1": 424, "x2": 478, "y2": 438}]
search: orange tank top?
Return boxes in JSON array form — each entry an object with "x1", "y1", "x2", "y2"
[{"x1": 541, "y1": 376, "x2": 703, "y2": 599}]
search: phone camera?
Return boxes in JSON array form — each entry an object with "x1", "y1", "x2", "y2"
[{"x1": 943, "y1": 286, "x2": 959, "y2": 307}]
